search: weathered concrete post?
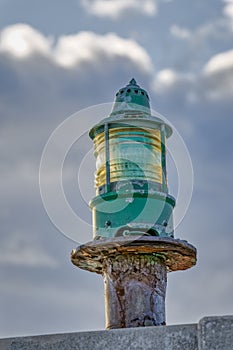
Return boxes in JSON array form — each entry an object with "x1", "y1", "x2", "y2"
[
  {"x1": 71, "y1": 79, "x2": 196, "y2": 329},
  {"x1": 103, "y1": 254, "x2": 167, "y2": 328}
]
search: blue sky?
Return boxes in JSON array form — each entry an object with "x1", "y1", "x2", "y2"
[{"x1": 0, "y1": 0, "x2": 233, "y2": 338}]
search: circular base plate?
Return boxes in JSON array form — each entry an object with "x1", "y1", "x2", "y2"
[{"x1": 71, "y1": 236, "x2": 197, "y2": 274}]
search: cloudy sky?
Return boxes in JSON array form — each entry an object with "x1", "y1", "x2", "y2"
[{"x1": 1, "y1": 0, "x2": 233, "y2": 338}]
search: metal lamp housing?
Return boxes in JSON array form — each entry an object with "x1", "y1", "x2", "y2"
[{"x1": 89, "y1": 79, "x2": 175, "y2": 239}]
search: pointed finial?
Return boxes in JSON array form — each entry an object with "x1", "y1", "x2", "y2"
[{"x1": 129, "y1": 78, "x2": 137, "y2": 85}]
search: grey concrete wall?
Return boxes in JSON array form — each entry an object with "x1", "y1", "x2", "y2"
[
  {"x1": 0, "y1": 316, "x2": 232, "y2": 350},
  {"x1": 198, "y1": 316, "x2": 233, "y2": 350}
]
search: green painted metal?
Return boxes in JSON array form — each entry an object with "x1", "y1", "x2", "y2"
[
  {"x1": 90, "y1": 191, "x2": 175, "y2": 239},
  {"x1": 89, "y1": 79, "x2": 175, "y2": 239},
  {"x1": 161, "y1": 124, "x2": 167, "y2": 192},
  {"x1": 111, "y1": 78, "x2": 150, "y2": 115}
]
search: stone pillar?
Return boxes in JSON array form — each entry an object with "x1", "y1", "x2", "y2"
[{"x1": 102, "y1": 254, "x2": 167, "y2": 329}]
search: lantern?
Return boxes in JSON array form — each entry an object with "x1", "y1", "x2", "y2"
[{"x1": 89, "y1": 79, "x2": 175, "y2": 239}]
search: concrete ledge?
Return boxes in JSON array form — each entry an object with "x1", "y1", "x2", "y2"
[
  {"x1": 0, "y1": 316, "x2": 232, "y2": 350},
  {"x1": 198, "y1": 316, "x2": 233, "y2": 350}
]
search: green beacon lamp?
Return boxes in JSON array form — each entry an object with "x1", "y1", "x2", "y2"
[{"x1": 71, "y1": 79, "x2": 196, "y2": 329}]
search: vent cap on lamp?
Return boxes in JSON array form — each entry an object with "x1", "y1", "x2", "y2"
[{"x1": 111, "y1": 78, "x2": 151, "y2": 116}]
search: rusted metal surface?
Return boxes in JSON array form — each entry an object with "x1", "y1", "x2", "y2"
[
  {"x1": 103, "y1": 254, "x2": 167, "y2": 329},
  {"x1": 71, "y1": 236, "x2": 197, "y2": 274}
]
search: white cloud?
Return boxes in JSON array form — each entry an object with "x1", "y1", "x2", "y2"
[
  {"x1": 4, "y1": 23, "x2": 232, "y2": 107},
  {"x1": 0, "y1": 23, "x2": 52, "y2": 58},
  {"x1": 81, "y1": 0, "x2": 157, "y2": 19},
  {"x1": 202, "y1": 49, "x2": 233, "y2": 100},
  {"x1": 153, "y1": 48, "x2": 233, "y2": 102},
  {"x1": 170, "y1": 24, "x2": 191, "y2": 39},
  {"x1": 203, "y1": 48, "x2": 233, "y2": 74},
  {"x1": 168, "y1": 19, "x2": 232, "y2": 75},
  {"x1": 54, "y1": 31, "x2": 153, "y2": 71},
  {"x1": 156, "y1": 69, "x2": 178, "y2": 86},
  {"x1": 9, "y1": 20, "x2": 228, "y2": 111},
  {"x1": 153, "y1": 68, "x2": 195, "y2": 95},
  {"x1": 0, "y1": 231, "x2": 58, "y2": 268},
  {"x1": 223, "y1": 0, "x2": 233, "y2": 21},
  {"x1": 0, "y1": 24, "x2": 153, "y2": 74}
]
